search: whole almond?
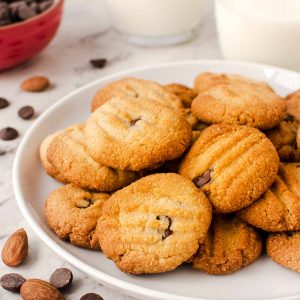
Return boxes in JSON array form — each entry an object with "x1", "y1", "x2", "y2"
[
  {"x1": 2, "y1": 228, "x2": 28, "y2": 267},
  {"x1": 20, "y1": 279, "x2": 64, "y2": 300},
  {"x1": 21, "y1": 76, "x2": 50, "y2": 92}
]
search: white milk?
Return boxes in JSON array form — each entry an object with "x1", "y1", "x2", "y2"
[
  {"x1": 215, "y1": 0, "x2": 300, "y2": 70},
  {"x1": 106, "y1": 0, "x2": 204, "y2": 46}
]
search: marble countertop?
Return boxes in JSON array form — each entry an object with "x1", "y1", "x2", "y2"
[{"x1": 0, "y1": 0, "x2": 221, "y2": 299}]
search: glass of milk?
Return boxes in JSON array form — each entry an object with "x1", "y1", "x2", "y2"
[
  {"x1": 215, "y1": 0, "x2": 300, "y2": 70},
  {"x1": 106, "y1": 0, "x2": 204, "y2": 46}
]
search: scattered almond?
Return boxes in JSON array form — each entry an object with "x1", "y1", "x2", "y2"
[
  {"x1": 20, "y1": 279, "x2": 64, "y2": 300},
  {"x1": 21, "y1": 76, "x2": 50, "y2": 92},
  {"x1": 2, "y1": 228, "x2": 28, "y2": 267}
]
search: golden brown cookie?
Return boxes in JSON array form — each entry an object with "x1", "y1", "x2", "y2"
[
  {"x1": 179, "y1": 124, "x2": 279, "y2": 213},
  {"x1": 85, "y1": 97, "x2": 192, "y2": 171},
  {"x1": 194, "y1": 72, "x2": 274, "y2": 94},
  {"x1": 267, "y1": 232, "x2": 300, "y2": 272},
  {"x1": 265, "y1": 114, "x2": 300, "y2": 162},
  {"x1": 285, "y1": 90, "x2": 300, "y2": 121},
  {"x1": 239, "y1": 163, "x2": 300, "y2": 232},
  {"x1": 97, "y1": 173, "x2": 212, "y2": 274},
  {"x1": 39, "y1": 132, "x2": 66, "y2": 183},
  {"x1": 45, "y1": 184, "x2": 110, "y2": 249},
  {"x1": 91, "y1": 77, "x2": 183, "y2": 112},
  {"x1": 192, "y1": 73, "x2": 286, "y2": 129},
  {"x1": 47, "y1": 124, "x2": 139, "y2": 192},
  {"x1": 192, "y1": 215, "x2": 262, "y2": 275},
  {"x1": 164, "y1": 83, "x2": 197, "y2": 108}
]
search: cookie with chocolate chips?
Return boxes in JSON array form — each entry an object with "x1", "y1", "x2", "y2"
[
  {"x1": 84, "y1": 96, "x2": 192, "y2": 171},
  {"x1": 192, "y1": 215, "x2": 262, "y2": 275},
  {"x1": 97, "y1": 173, "x2": 212, "y2": 274},
  {"x1": 45, "y1": 184, "x2": 110, "y2": 249},
  {"x1": 179, "y1": 124, "x2": 279, "y2": 213}
]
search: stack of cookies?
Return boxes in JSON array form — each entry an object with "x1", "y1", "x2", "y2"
[{"x1": 40, "y1": 73, "x2": 300, "y2": 275}]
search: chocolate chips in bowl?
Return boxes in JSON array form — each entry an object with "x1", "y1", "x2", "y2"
[{"x1": 0, "y1": 0, "x2": 54, "y2": 27}]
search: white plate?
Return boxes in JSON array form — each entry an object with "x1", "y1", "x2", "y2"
[{"x1": 13, "y1": 60, "x2": 300, "y2": 300}]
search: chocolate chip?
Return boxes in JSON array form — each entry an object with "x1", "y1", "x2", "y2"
[
  {"x1": 80, "y1": 293, "x2": 104, "y2": 300},
  {"x1": 90, "y1": 59, "x2": 107, "y2": 69},
  {"x1": 18, "y1": 3, "x2": 36, "y2": 20},
  {"x1": 0, "y1": 127, "x2": 19, "y2": 141},
  {"x1": 38, "y1": 0, "x2": 53, "y2": 13},
  {"x1": 76, "y1": 199, "x2": 92, "y2": 208},
  {"x1": 0, "y1": 150, "x2": 6, "y2": 156},
  {"x1": 296, "y1": 165, "x2": 300, "y2": 168},
  {"x1": 0, "y1": 98, "x2": 9, "y2": 109},
  {"x1": 193, "y1": 170, "x2": 211, "y2": 188},
  {"x1": 50, "y1": 268, "x2": 73, "y2": 290},
  {"x1": 0, "y1": 273, "x2": 26, "y2": 293},
  {"x1": 162, "y1": 228, "x2": 173, "y2": 240},
  {"x1": 284, "y1": 113, "x2": 295, "y2": 122},
  {"x1": 0, "y1": 2, "x2": 11, "y2": 26},
  {"x1": 18, "y1": 106, "x2": 34, "y2": 120},
  {"x1": 130, "y1": 118, "x2": 141, "y2": 126}
]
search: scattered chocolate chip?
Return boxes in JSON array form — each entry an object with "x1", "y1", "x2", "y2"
[
  {"x1": 0, "y1": 127, "x2": 19, "y2": 141},
  {"x1": 50, "y1": 268, "x2": 73, "y2": 290},
  {"x1": 130, "y1": 118, "x2": 141, "y2": 126},
  {"x1": 0, "y1": 273, "x2": 26, "y2": 293},
  {"x1": 0, "y1": 150, "x2": 6, "y2": 156},
  {"x1": 296, "y1": 165, "x2": 300, "y2": 168},
  {"x1": 284, "y1": 114, "x2": 295, "y2": 122},
  {"x1": 90, "y1": 59, "x2": 107, "y2": 69},
  {"x1": 80, "y1": 293, "x2": 104, "y2": 300},
  {"x1": 18, "y1": 106, "x2": 34, "y2": 120},
  {"x1": 0, "y1": 98, "x2": 9, "y2": 109},
  {"x1": 193, "y1": 170, "x2": 211, "y2": 188}
]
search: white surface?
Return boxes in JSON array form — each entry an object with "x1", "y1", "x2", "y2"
[
  {"x1": 107, "y1": 0, "x2": 204, "y2": 36},
  {"x1": 13, "y1": 61, "x2": 300, "y2": 300},
  {"x1": 0, "y1": 1, "x2": 220, "y2": 299},
  {"x1": 215, "y1": 0, "x2": 300, "y2": 70}
]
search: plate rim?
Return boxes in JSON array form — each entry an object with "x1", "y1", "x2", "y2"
[{"x1": 12, "y1": 59, "x2": 300, "y2": 300}]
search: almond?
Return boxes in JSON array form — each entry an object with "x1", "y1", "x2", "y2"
[
  {"x1": 21, "y1": 76, "x2": 50, "y2": 92},
  {"x1": 2, "y1": 228, "x2": 28, "y2": 267},
  {"x1": 20, "y1": 279, "x2": 64, "y2": 300}
]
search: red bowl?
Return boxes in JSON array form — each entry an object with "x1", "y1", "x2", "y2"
[{"x1": 0, "y1": 0, "x2": 64, "y2": 71}]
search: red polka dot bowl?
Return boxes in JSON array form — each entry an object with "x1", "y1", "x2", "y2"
[{"x1": 0, "y1": 0, "x2": 64, "y2": 71}]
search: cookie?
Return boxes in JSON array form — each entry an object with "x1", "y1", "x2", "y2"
[
  {"x1": 179, "y1": 124, "x2": 279, "y2": 213},
  {"x1": 192, "y1": 215, "x2": 262, "y2": 275},
  {"x1": 267, "y1": 232, "x2": 300, "y2": 272},
  {"x1": 164, "y1": 83, "x2": 197, "y2": 108},
  {"x1": 265, "y1": 114, "x2": 300, "y2": 162},
  {"x1": 192, "y1": 73, "x2": 286, "y2": 129},
  {"x1": 285, "y1": 90, "x2": 300, "y2": 121},
  {"x1": 45, "y1": 184, "x2": 110, "y2": 249},
  {"x1": 39, "y1": 132, "x2": 66, "y2": 183},
  {"x1": 47, "y1": 124, "x2": 140, "y2": 192},
  {"x1": 91, "y1": 77, "x2": 183, "y2": 112},
  {"x1": 239, "y1": 163, "x2": 300, "y2": 232},
  {"x1": 194, "y1": 72, "x2": 273, "y2": 94},
  {"x1": 97, "y1": 173, "x2": 212, "y2": 274},
  {"x1": 84, "y1": 96, "x2": 192, "y2": 171}
]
